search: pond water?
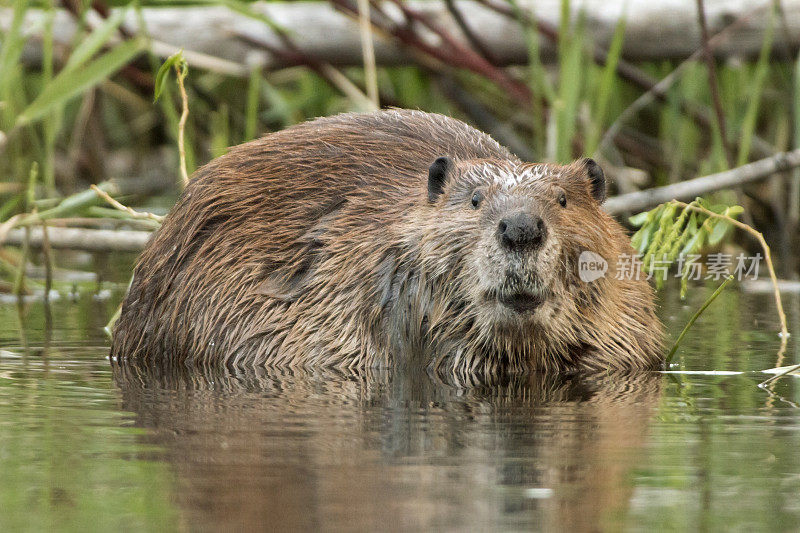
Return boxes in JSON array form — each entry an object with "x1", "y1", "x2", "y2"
[{"x1": 0, "y1": 279, "x2": 798, "y2": 531}]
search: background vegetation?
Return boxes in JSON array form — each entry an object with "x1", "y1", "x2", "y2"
[{"x1": 0, "y1": 0, "x2": 798, "y2": 296}]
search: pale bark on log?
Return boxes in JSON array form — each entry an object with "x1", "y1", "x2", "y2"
[
  {"x1": 8, "y1": 1, "x2": 799, "y2": 73},
  {"x1": 3, "y1": 227, "x2": 151, "y2": 253}
]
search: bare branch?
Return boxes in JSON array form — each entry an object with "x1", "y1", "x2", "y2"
[
  {"x1": 90, "y1": 185, "x2": 165, "y2": 223},
  {"x1": 604, "y1": 149, "x2": 800, "y2": 214},
  {"x1": 695, "y1": 0, "x2": 735, "y2": 167},
  {"x1": 2, "y1": 227, "x2": 152, "y2": 253}
]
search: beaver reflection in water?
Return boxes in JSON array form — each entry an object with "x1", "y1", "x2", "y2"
[{"x1": 111, "y1": 110, "x2": 662, "y2": 375}]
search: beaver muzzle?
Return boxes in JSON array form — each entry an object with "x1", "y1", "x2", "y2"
[
  {"x1": 489, "y1": 210, "x2": 550, "y2": 313},
  {"x1": 497, "y1": 211, "x2": 547, "y2": 253},
  {"x1": 485, "y1": 269, "x2": 550, "y2": 314},
  {"x1": 497, "y1": 290, "x2": 548, "y2": 313}
]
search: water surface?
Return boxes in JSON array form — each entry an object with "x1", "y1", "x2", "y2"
[{"x1": 0, "y1": 284, "x2": 798, "y2": 531}]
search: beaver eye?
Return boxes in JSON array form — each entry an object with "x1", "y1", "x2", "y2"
[
  {"x1": 471, "y1": 191, "x2": 484, "y2": 209},
  {"x1": 558, "y1": 192, "x2": 567, "y2": 208}
]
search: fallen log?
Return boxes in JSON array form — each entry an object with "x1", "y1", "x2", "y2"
[
  {"x1": 9, "y1": 1, "x2": 799, "y2": 73},
  {"x1": 3, "y1": 227, "x2": 152, "y2": 253}
]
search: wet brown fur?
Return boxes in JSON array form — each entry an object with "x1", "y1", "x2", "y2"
[{"x1": 112, "y1": 109, "x2": 662, "y2": 377}]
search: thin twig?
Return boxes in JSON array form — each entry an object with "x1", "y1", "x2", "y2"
[
  {"x1": 330, "y1": 0, "x2": 532, "y2": 105},
  {"x1": 41, "y1": 220, "x2": 52, "y2": 308},
  {"x1": 760, "y1": 383, "x2": 800, "y2": 408},
  {"x1": 666, "y1": 275, "x2": 734, "y2": 363},
  {"x1": 761, "y1": 362, "x2": 800, "y2": 386},
  {"x1": 444, "y1": 0, "x2": 500, "y2": 65},
  {"x1": 356, "y1": 0, "x2": 379, "y2": 107},
  {"x1": 150, "y1": 40, "x2": 248, "y2": 77},
  {"x1": 271, "y1": 13, "x2": 377, "y2": 108},
  {"x1": 90, "y1": 185, "x2": 165, "y2": 223},
  {"x1": 236, "y1": 29, "x2": 376, "y2": 110},
  {"x1": 0, "y1": 214, "x2": 22, "y2": 245},
  {"x1": 387, "y1": 0, "x2": 531, "y2": 103},
  {"x1": 436, "y1": 75, "x2": 535, "y2": 160},
  {"x1": 13, "y1": 226, "x2": 31, "y2": 299},
  {"x1": 176, "y1": 64, "x2": 190, "y2": 187},
  {"x1": 604, "y1": 149, "x2": 800, "y2": 214},
  {"x1": 696, "y1": 0, "x2": 735, "y2": 168}
]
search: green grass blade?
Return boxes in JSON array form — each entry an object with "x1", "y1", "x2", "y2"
[
  {"x1": 554, "y1": 5, "x2": 584, "y2": 162},
  {"x1": 26, "y1": 182, "x2": 116, "y2": 223},
  {"x1": 736, "y1": 5, "x2": 775, "y2": 167},
  {"x1": 666, "y1": 276, "x2": 734, "y2": 363},
  {"x1": 16, "y1": 38, "x2": 146, "y2": 127},
  {"x1": 63, "y1": 7, "x2": 129, "y2": 73},
  {"x1": 154, "y1": 49, "x2": 186, "y2": 102},
  {"x1": 0, "y1": 0, "x2": 28, "y2": 100},
  {"x1": 507, "y1": 0, "x2": 554, "y2": 156},
  {"x1": 210, "y1": 104, "x2": 230, "y2": 158},
  {"x1": 245, "y1": 63, "x2": 261, "y2": 141},
  {"x1": 586, "y1": 15, "x2": 626, "y2": 155},
  {"x1": 42, "y1": 2, "x2": 57, "y2": 194},
  {"x1": 791, "y1": 48, "x2": 800, "y2": 224}
]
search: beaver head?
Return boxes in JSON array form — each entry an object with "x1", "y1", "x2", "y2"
[{"x1": 416, "y1": 156, "x2": 621, "y2": 367}]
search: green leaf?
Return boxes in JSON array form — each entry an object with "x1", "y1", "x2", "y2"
[
  {"x1": 680, "y1": 273, "x2": 689, "y2": 300},
  {"x1": 554, "y1": 18, "x2": 583, "y2": 162},
  {"x1": 669, "y1": 212, "x2": 698, "y2": 260},
  {"x1": 687, "y1": 211, "x2": 699, "y2": 234},
  {"x1": 16, "y1": 38, "x2": 146, "y2": 127},
  {"x1": 631, "y1": 204, "x2": 665, "y2": 254},
  {"x1": 0, "y1": 195, "x2": 22, "y2": 222},
  {"x1": 645, "y1": 204, "x2": 677, "y2": 264},
  {"x1": 660, "y1": 202, "x2": 691, "y2": 258},
  {"x1": 63, "y1": 8, "x2": 129, "y2": 73},
  {"x1": 628, "y1": 210, "x2": 650, "y2": 227},
  {"x1": 707, "y1": 219, "x2": 732, "y2": 245},
  {"x1": 725, "y1": 205, "x2": 744, "y2": 218},
  {"x1": 680, "y1": 227, "x2": 707, "y2": 257},
  {"x1": 154, "y1": 50, "x2": 187, "y2": 103},
  {"x1": 632, "y1": 220, "x2": 655, "y2": 253}
]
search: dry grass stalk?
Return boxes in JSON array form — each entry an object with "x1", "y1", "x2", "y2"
[
  {"x1": 672, "y1": 200, "x2": 789, "y2": 367},
  {"x1": 90, "y1": 185, "x2": 165, "y2": 223}
]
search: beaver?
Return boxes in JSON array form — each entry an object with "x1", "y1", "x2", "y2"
[{"x1": 111, "y1": 109, "x2": 662, "y2": 375}]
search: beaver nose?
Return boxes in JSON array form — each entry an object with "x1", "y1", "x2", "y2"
[{"x1": 498, "y1": 212, "x2": 547, "y2": 251}]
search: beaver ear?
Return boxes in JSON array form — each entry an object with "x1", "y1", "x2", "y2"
[
  {"x1": 428, "y1": 156, "x2": 453, "y2": 203},
  {"x1": 582, "y1": 158, "x2": 606, "y2": 203}
]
